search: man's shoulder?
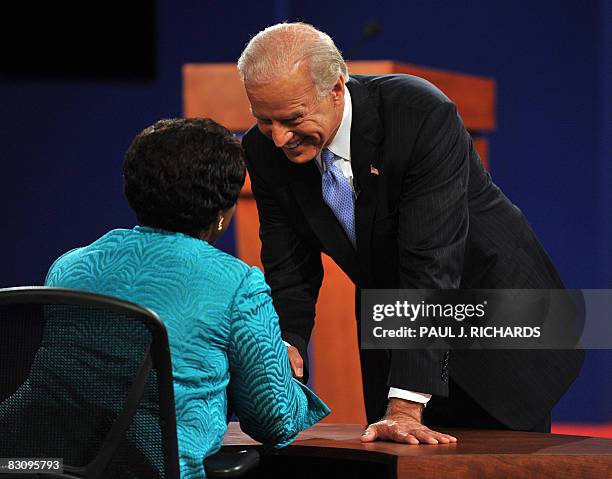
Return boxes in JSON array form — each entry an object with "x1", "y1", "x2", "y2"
[{"x1": 348, "y1": 74, "x2": 452, "y2": 112}]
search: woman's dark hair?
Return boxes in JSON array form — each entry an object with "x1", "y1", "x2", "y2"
[{"x1": 123, "y1": 118, "x2": 246, "y2": 236}]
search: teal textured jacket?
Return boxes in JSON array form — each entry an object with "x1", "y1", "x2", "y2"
[{"x1": 45, "y1": 226, "x2": 330, "y2": 478}]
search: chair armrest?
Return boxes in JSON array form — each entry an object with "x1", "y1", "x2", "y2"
[{"x1": 204, "y1": 449, "x2": 260, "y2": 478}]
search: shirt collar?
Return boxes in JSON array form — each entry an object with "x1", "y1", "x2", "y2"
[
  {"x1": 326, "y1": 85, "x2": 352, "y2": 161},
  {"x1": 315, "y1": 85, "x2": 352, "y2": 170}
]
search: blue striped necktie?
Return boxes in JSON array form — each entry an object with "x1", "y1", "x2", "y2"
[{"x1": 321, "y1": 148, "x2": 356, "y2": 247}]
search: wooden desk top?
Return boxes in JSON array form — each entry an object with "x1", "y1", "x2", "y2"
[{"x1": 223, "y1": 423, "x2": 612, "y2": 478}]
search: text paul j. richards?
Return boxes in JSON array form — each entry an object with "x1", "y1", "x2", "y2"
[{"x1": 372, "y1": 325, "x2": 542, "y2": 339}]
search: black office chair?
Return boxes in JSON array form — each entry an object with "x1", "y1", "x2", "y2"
[{"x1": 0, "y1": 287, "x2": 258, "y2": 479}]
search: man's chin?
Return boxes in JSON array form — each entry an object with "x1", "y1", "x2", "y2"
[{"x1": 283, "y1": 147, "x2": 317, "y2": 164}]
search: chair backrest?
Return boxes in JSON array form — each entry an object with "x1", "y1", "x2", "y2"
[{"x1": 0, "y1": 287, "x2": 180, "y2": 479}]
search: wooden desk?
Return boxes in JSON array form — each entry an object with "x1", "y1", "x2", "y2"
[{"x1": 222, "y1": 423, "x2": 612, "y2": 478}]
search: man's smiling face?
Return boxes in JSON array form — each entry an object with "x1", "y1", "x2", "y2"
[{"x1": 245, "y1": 64, "x2": 344, "y2": 164}]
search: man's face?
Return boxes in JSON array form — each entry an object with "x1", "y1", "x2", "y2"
[{"x1": 245, "y1": 65, "x2": 344, "y2": 164}]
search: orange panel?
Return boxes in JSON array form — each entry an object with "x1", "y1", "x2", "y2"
[
  {"x1": 312, "y1": 257, "x2": 366, "y2": 424},
  {"x1": 234, "y1": 197, "x2": 262, "y2": 270},
  {"x1": 183, "y1": 64, "x2": 252, "y2": 131},
  {"x1": 348, "y1": 61, "x2": 496, "y2": 132},
  {"x1": 472, "y1": 137, "x2": 489, "y2": 170}
]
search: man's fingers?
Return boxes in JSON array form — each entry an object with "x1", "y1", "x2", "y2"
[
  {"x1": 424, "y1": 431, "x2": 457, "y2": 443},
  {"x1": 415, "y1": 428, "x2": 455, "y2": 444},
  {"x1": 436, "y1": 433, "x2": 457, "y2": 444},
  {"x1": 391, "y1": 429, "x2": 419, "y2": 445},
  {"x1": 412, "y1": 429, "x2": 439, "y2": 444},
  {"x1": 408, "y1": 428, "x2": 459, "y2": 444},
  {"x1": 361, "y1": 420, "x2": 458, "y2": 445},
  {"x1": 286, "y1": 345, "x2": 303, "y2": 378},
  {"x1": 362, "y1": 422, "x2": 418, "y2": 444},
  {"x1": 360, "y1": 425, "x2": 378, "y2": 442}
]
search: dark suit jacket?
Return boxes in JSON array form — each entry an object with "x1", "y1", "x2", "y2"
[{"x1": 243, "y1": 74, "x2": 584, "y2": 429}]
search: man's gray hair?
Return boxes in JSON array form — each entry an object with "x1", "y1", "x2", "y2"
[{"x1": 237, "y1": 22, "x2": 348, "y2": 99}]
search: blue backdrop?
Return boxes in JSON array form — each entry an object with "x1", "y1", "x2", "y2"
[{"x1": 1, "y1": 0, "x2": 610, "y2": 423}]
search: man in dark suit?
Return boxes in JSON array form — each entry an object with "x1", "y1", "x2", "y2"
[{"x1": 237, "y1": 22, "x2": 583, "y2": 444}]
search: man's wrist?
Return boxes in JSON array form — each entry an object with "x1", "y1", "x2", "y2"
[{"x1": 386, "y1": 397, "x2": 425, "y2": 422}]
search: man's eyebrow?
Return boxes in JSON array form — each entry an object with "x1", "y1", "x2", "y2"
[
  {"x1": 280, "y1": 113, "x2": 303, "y2": 122},
  {"x1": 252, "y1": 111, "x2": 303, "y2": 122}
]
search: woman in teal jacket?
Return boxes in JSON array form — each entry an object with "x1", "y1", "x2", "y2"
[{"x1": 43, "y1": 118, "x2": 329, "y2": 478}]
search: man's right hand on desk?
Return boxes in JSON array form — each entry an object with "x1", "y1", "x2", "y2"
[
  {"x1": 284, "y1": 345, "x2": 457, "y2": 444},
  {"x1": 361, "y1": 398, "x2": 458, "y2": 445}
]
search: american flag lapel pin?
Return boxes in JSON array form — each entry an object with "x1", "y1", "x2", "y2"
[{"x1": 370, "y1": 165, "x2": 379, "y2": 176}]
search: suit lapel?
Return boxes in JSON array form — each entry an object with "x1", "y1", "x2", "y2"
[
  {"x1": 347, "y1": 77, "x2": 384, "y2": 287},
  {"x1": 289, "y1": 160, "x2": 359, "y2": 282}
]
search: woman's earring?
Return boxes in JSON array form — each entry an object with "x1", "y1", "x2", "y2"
[{"x1": 217, "y1": 217, "x2": 224, "y2": 231}]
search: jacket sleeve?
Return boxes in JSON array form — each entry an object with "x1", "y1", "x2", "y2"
[
  {"x1": 227, "y1": 267, "x2": 330, "y2": 448},
  {"x1": 388, "y1": 102, "x2": 470, "y2": 397},
  {"x1": 243, "y1": 133, "x2": 324, "y2": 374}
]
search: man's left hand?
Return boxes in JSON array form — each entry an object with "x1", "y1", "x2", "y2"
[{"x1": 361, "y1": 398, "x2": 458, "y2": 445}]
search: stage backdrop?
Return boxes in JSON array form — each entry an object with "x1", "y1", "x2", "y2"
[{"x1": 0, "y1": 0, "x2": 610, "y2": 426}]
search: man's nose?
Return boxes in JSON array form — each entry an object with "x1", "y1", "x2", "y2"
[{"x1": 270, "y1": 123, "x2": 292, "y2": 147}]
